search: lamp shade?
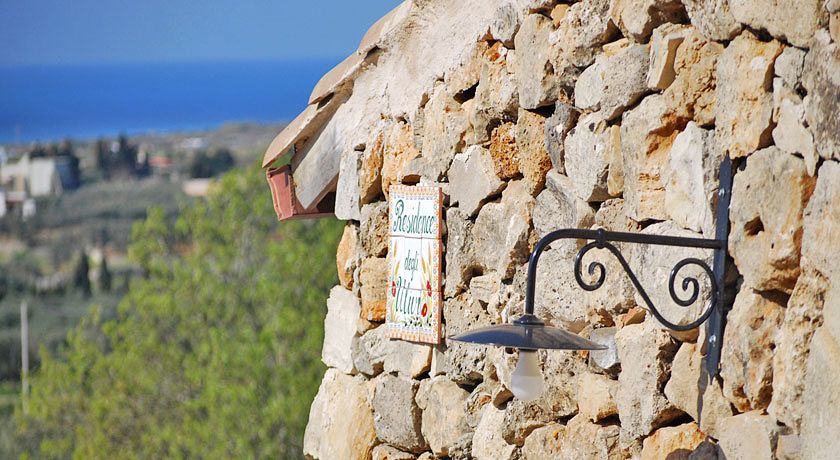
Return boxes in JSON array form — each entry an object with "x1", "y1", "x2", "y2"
[{"x1": 449, "y1": 322, "x2": 606, "y2": 351}]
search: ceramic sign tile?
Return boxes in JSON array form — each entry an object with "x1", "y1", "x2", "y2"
[{"x1": 385, "y1": 185, "x2": 443, "y2": 344}]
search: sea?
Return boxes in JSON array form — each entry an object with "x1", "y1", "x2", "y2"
[{"x1": 0, "y1": 59, "x2": 339, "y2": 144}]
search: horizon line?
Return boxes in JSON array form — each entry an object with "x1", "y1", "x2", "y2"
[{"x1": 0, "y1": 56, "x2": 346, "y2": 70}]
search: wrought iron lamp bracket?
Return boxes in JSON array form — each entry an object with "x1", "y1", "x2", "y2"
[{"x1": 522, "y1": 156, "x2": 735, "y2": 376}]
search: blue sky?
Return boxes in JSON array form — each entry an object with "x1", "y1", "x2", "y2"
[{"x1": 0, "y1": 0, "x2": 402, "y2": 66}]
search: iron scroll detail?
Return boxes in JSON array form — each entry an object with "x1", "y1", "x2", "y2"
[{"x1": 573, "y1": 241, "x2": 717, "y2": 332}]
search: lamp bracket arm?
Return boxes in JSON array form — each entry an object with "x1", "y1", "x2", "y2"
[{"x1": 524, "y1": 228, "x2": 721, "y2": 329}]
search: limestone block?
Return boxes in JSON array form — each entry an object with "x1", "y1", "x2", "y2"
[
  {"x1": 717, "y1": 411, "x2": 782, "y2": 460},
  {"x1": 469, "y1": 44, "x2": 518, "y2": 144},
  {"x1": 521, "y1": 423, "x2": 564, "y2": 459},
  {"x1": 681, "y1": 0, "x2": 741, "y2": 41},
  {"x1": 641, "y1": 423, "x2": 706, "y2": 460},
  {"x1": 489, "y1": 2, "x2": 520, "y2": 47},
  {"x1": 803, "y1": 31, "x2": 840, "y2": 162},
  {"x1": 416, "y1": 376, "x2": 471, "y2": 457},
  {"x1": 730, "y1": 0, "x2": 824, "y2": 48},
  {"x1": 578, "y1": 372, "x2": 618, "y2": 422},
  {"x1": 473, "y1": 180, "x2": 535, "y2": 279},
  {"x1": 609, "y1": 0, "x2": 687, "y2": 42},
  {"x1": 517, "y1": 0, "x2": 557, "y2": 14},
  {"x1": 774, "y1": 46, "x2": 806, "y2": 90},
  {"x1": 550, "y1": 4, "x2": 569, "y2": 27},
  {"x1": 448, "y1": 145, "x2": 505, "y2": 217},
  {"x1": 719, "y1": 288, "x2": 785, "y2": 412},
  {"x1": 621, "y1": 94, "x2": 685, "y2": 222},
  {"x1": 550, "y1": 0, "x2": 618, "y2": 68},
  {"x1": 630, "y1": 221, "x2": 711, "y2": 340},
  {"x1": 304, "y1": 369, "x2": 376, "y2": 460},
  {"x1": 360, "y1": 201, "x2": 388, "y2": 257},
  {"x1": 469, "y1": 273, "x2": 502, "y2": 305},
  {"x1": 768, "y1": 270, "x2": 830, "y2": 427},
  {"x1": 662, "y1": 122, "x2": 722, "y2": 235},
  {"x1": 359, "y1": 133, "x2": 384, "y2": 204},
  {"x1": 729, "y1": 148, "x2": 815, "y2": 293},
  {"x1": 663, "y1": 341, "x2": 733, "y2": 437},
  {"x1": 443, "y1": 295, "x2": 493, "y2": 384},
  {"x1": 801, "y1": 328, "x2": 840, "y2": 460},
  {"x1": 447, "y1": 437, "x2": 473, "y2": 460},
  {"x1": 359, "y1": 257, "x2": 388, "y2": 322},
  {"x1": 322, "y1": 286, "x2": 360, "y2": 374},
  {"x1": 832, "y1": 11, "x2": 840, "y2": 43},
  {"x1": 372, "y1": 444, "x2": 416, "y2": 460},
  {"x1": 501, "y1": 400, "x2": 554, "y2": 447},
  {"x1": 373, "y1": 375, "x2": 428, "y2": 453},
  {"x1": 336, "y1": 149, "x2": 362, "y2": 220},
  {"x1": 336, "y1": 224, "x2": 360, "y2": 289},
  {"x1": 535, "y1": 246, "x2": 589, "y2": 332},
  {"x1": 418, "y1": 83, "x2": 468, "y2": 180},
  {"x1": 471, "y1": 404, "x2": 518, "y2": 460},
  {"x1": 544, "y1": 101, "x2": 579, "y2": 173},
  {"x1": 464, "y1": 380, "x2": 496, "y2": 429},
  {"x1": 574, "y1": 44, "x2": 650, "y2": 121},
  {"x1": 615, "y1": 320, "x2": 682, "y2": 443},
  {"x1": 663, "y1": 29, "x2": 723, "y2": 127},
  {"x1": 647, "y1": 23, "x2": 690, "y2": 90},
  {"x1": 532, "y1": 171, "x2": 595, "y2": 239},
  {"x1": 514, "y1": 14, "x2": 567, "y2": 109},
  {"x1": 444, "y1": 41, "x2": 488, "y2": 98},
  {"x1": 801, "y1": 161, "x2": 840, "y2": 284},
  {"x1": 564, "y1": 112, "x2": 621, "y2": 202},
  {"x1": 772, "y1": 92, "x2": 817, "y2": 176},
  {"x1": 444, "y1": 208, "x2": 476, "y2": 299},
  {"x1": 574, "y1": 62, "x2": 604, "y2": 112},
  {"x1": 558, "y1": 414, "x2": 623, "y2": 459},
  {"x1": 588, "y1": 326, "x2": 621, "y2": 376},
  {"x1": 382, "y1": 121, "x2": 421, "y2": 196},
  {"x1": 352, "y1": 325, "x2": 388, "y2": 377},
  {"x1": 715, "y1": 31, "x2": 782, "y2": 158},
  {"x1": 616, "y1": 307, "x2": 647, "y2": 329},
  {"x1": 429, "y1": 343, "x2": 446, "y2": 377},
  {"x1": 775, "y1": 434, "x2": 802, "y2": 460},
  {"x1": 537, "y1": 351, "x2": 584, "y2": 416},
  {"x1": 384, "y1": 339, "x2": 431, "y2": 379},
  {"x1": 516, "y1": 108, "x2": 552, "y2": 194},
  {"x1": 489, "y1": 122, "x2": 520, "y2": 180}
]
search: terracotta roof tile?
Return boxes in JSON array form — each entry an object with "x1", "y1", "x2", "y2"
[{"x1": 261, "y1": 87, "x2": 348, "y2": 168}]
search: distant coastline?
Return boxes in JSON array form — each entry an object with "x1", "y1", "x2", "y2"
[{"x1": 0, "y1": 58, "x2": 339, "y2": 144}]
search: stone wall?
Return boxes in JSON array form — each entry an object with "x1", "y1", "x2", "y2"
[{"x1": 301, "y1": 1, "x2": 840, "y2": 458}]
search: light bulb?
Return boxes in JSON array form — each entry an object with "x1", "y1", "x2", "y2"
[{"x1": 510, "y1": 349, "x2": 544, "y2": 402}]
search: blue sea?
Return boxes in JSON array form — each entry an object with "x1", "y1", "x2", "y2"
[{"x1": 0, "y1": 59, "x2": 339, "y2": 143}]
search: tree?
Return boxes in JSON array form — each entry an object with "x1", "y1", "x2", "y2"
[
  {"x1": 99, "y1": 255, "x2": 112, "y2": 293},
  {"x1": 18, "y1": 165, "x2": 342, "y2": 458},
  {"x1": 72, "y1": 252, "x2": 91, "y2": 297},
  {"x1": 189, "y1": 148, "x2": 236, "y2": 179},
  {"x1": 94, "y1": 139, "x2": 110, "y2": 178}
]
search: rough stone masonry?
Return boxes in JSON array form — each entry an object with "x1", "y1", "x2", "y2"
[{"x1": 295, "y1": 0, "x2": 840, "y2": 458}]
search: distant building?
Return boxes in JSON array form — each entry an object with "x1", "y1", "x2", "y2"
[
  {"x1": 149, "y1": 155, "x2": 174, "y2": 177},
  {"x1": 0, "y1": 154, "x2": 77, "y2": 197},
  {"x1": 22, "y1": 198, "x2": 36, "y2": 220},
  {"x1": 182, "y1": 178, "x2": 213, "y2": 197}
]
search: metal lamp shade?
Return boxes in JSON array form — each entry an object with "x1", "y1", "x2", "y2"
[{"x1": 449, "y1": 322, "x2": 606, "y2": 351}]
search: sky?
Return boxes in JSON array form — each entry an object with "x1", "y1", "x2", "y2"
[{"x1": 0, "y1": 0, "x2": 403, "y2": 66}]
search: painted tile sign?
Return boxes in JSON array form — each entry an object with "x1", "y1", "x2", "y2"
[{"x1": 385, "y1": 185, "x2": 443, "y2": 344}]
